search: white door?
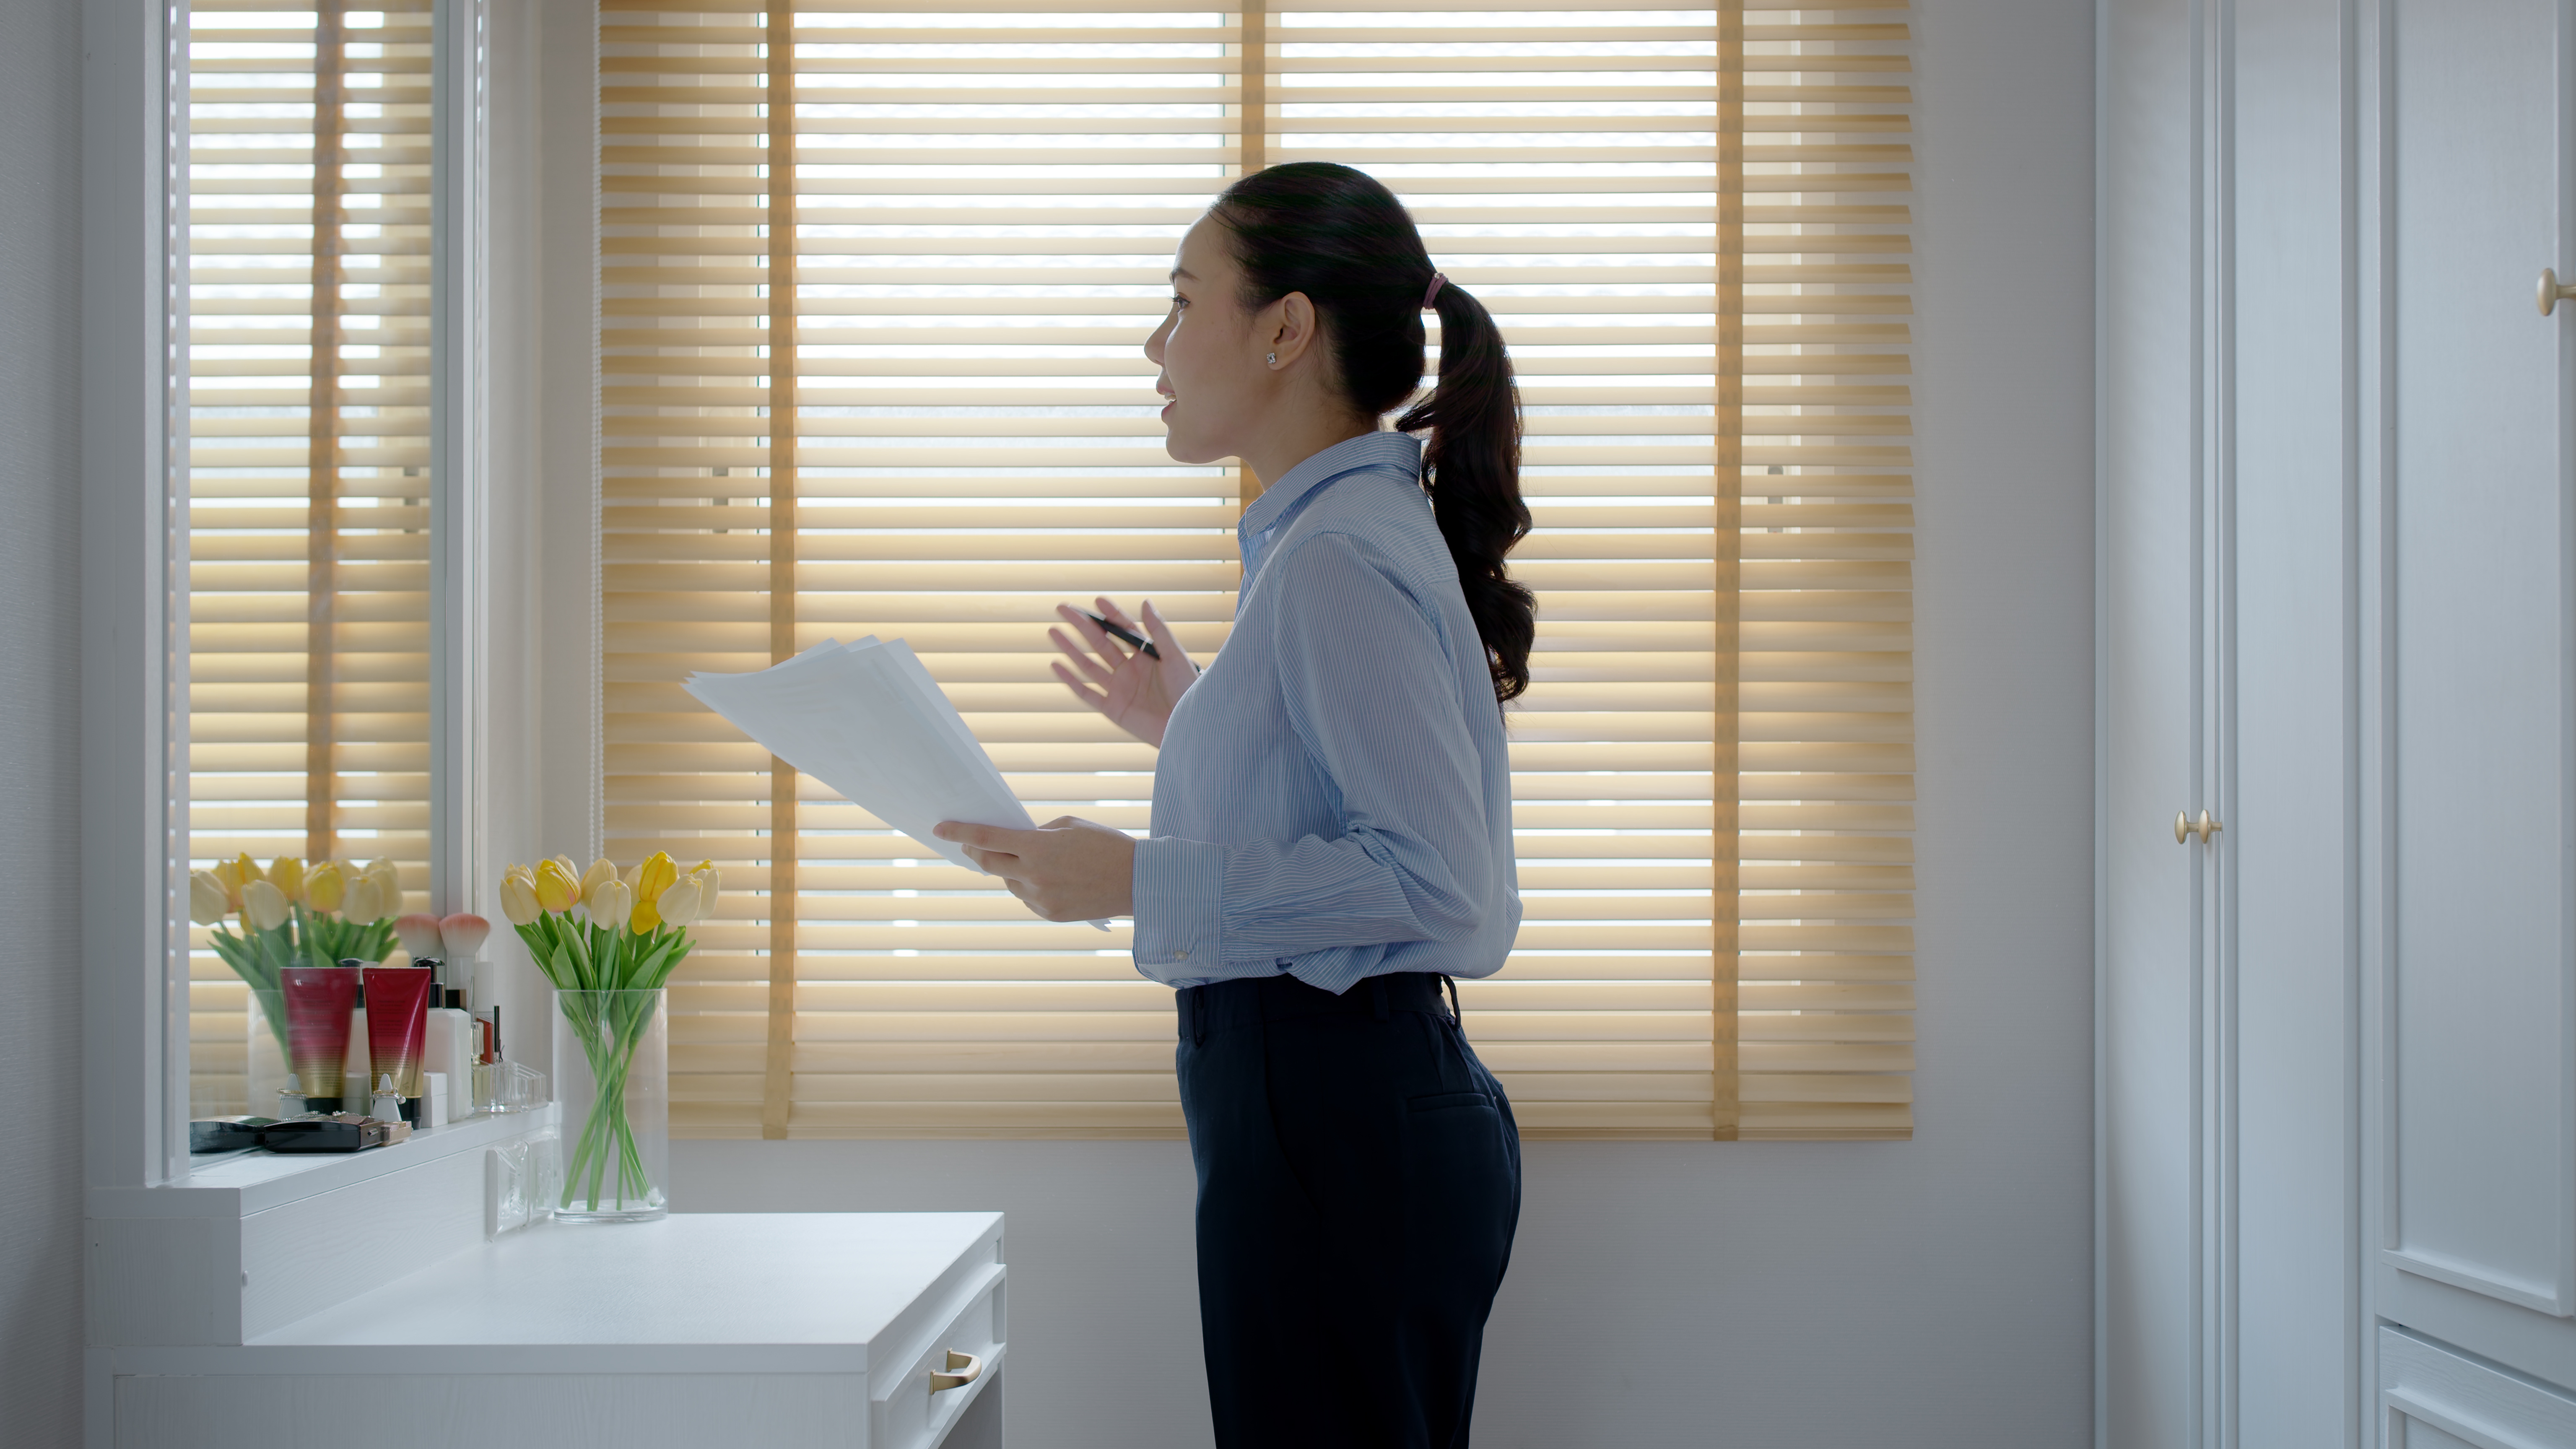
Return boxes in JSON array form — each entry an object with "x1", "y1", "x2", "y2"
[
  {"x1": 2101, "y1": 0, "x2": 2213, "y2": 1441},
  {"x1": 2366, "y1": 0, "x2": 2576, "y2": 1424}
]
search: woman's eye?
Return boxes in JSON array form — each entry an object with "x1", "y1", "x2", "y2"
[{"x1": 1170, "y1": 296, "x2": 1188, "y2": 310}]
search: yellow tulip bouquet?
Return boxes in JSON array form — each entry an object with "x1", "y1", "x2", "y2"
[
  {"x1": 499, "y1": 852, "x2": 715, "y2": 1215},
  {"x1": 189, "y1": 855, "x2": 402, "y2": 1070}
]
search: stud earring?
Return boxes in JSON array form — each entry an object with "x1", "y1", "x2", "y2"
[{"x1": 1267, "y1": 352, "x2": 1277, "y2": 366}]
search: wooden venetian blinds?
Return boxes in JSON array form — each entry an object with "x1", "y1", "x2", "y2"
[
  {"x1": 184, "y1": 0, "x2": 438, "y2": 1115},
  {"x1": 598, "y1": 2, "x2": 1914, "y2": 1141}
]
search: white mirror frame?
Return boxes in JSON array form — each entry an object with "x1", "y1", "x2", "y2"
[
  {"x1": 80, "y1": 0, "x2": 490, "y2": 1189},
  {"x1": 80, "y1": 0, "x2": 190, "y2": 1190}
]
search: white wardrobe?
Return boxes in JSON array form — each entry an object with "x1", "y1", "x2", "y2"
[{"x1": 2101, "y1": 1, "x2": 2576, "y2": 1444}]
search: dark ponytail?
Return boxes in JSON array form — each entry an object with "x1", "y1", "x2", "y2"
[{"x1": 1210, "y1": 161, "x2": 1535, "y2": 703}]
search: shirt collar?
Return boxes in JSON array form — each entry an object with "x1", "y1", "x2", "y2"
[{"x1": 1237, "y1": 431, "x2": 1424, "y2": 576}]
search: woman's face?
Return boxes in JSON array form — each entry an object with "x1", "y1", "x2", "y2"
[{"x1": 1145, "y1": 216, "x2": 1267, "y2": 466}]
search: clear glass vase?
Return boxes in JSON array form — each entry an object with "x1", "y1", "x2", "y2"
[
  {"x1": 244, "y1": 987, "x2": 295, "y2": 1117},
  {"x1": 551, "y1": 989, "x2": 668, "y2": 1223}
]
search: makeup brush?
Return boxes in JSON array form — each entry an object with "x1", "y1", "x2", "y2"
[
  {"x1": 439, "y1": 912, "x2": 491, "y2": 962},
  {"x1": 395, "y1": 914, "x2": 446, "y2": 963}
]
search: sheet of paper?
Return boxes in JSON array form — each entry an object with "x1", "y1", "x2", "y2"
[{"x1": 682, "y1": 639, "x2": 1112, "y2": 929}]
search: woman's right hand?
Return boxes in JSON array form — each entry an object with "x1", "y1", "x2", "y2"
[{"x1": 1048, "y1": 597, "x2": 1198, "y2": 748}]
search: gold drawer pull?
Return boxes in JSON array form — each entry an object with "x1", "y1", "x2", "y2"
[{"x1": 931, "y1": 1348, "x2": 984, "y2": 1393}]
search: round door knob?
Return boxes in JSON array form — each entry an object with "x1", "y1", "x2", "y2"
[
  {"x1": 2542, "y1": 267, "x2": 2576, "y2": 316},
  {"x1": 2175, "y1": 809, "x2": 2191, "y2": 844},
  {"x1": 2197, "y1": 809, "x2": 2222, "y2": 841}
]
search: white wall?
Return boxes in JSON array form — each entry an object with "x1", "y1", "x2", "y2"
[
  {"x1": 0, "y1": 0, "x2": 92, "y2": 1438},
  {"x1": 670, "y1": 2, "x2": 2103, "y2": 1444}
]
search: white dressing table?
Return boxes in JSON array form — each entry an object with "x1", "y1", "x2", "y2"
[{"x1": 88, "y1": 1116, "x2": 1004, "y2": 1449}]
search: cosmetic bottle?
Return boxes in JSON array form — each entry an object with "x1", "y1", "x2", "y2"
[
  {"x1": 423, "y1": 987, "x2": 478, "y2": 1122},
  {"x1": 362, "y1": 965, "x2": 434, "y2": 1125},
  {"x1": 280, "y1": 966, "x2": 360, "y2": 1113},
  {"x1": 474, "y1": 1006, "x2": 504, "y2": 1112},
  {"x1": 339, "y1": 958, "x2": 370, "y2": 1103},
  {"x1": 470, "y1": 1014, "x2": 493, "y2": 1112}
]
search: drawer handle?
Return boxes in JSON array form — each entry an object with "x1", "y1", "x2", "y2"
[{"x1": 930, "y1": 1349, "x2": 984, "y2": 1393}]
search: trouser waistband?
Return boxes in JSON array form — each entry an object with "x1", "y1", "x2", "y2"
[{"x1": 1178, "y1": 971, "x2": 1459, "y2": 1043}]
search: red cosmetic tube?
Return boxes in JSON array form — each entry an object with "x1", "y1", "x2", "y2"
[
  {"x1": 280, "y1": 966, "x2": 360, "y2": 1111},
  {"x1": 361, "y1": 966, "x2": 434, "y2": 1102}
]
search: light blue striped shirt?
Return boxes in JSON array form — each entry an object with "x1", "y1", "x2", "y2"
[{"x1": 1131, "y1": 430, "x2": 1522, "y2": 993}]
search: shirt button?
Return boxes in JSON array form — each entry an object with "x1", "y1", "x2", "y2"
[{"x1": 1174, "y1": 949, "x2": 1189, "y2": 960}]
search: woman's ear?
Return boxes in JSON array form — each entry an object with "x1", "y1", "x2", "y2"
[{"x1": 1267, "y1": 291, "x2": 1321, "y2": 369}]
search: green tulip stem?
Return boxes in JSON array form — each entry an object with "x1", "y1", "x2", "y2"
[{"x1": 557, "y1": 988, "x2": 664, "y2": 1213}]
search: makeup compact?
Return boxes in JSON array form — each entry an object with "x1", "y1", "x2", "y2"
[
  {"x1": 255, "y1": 1113, "x2": 413, "y2": 1153},
  {"x1": 189, "y1": 1117, "x2": 278, "y2": 1154}
]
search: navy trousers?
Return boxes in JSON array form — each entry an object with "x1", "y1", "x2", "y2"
[{"x1": 1176, "y1": 971, "x2": 1522, "y2": 1449}]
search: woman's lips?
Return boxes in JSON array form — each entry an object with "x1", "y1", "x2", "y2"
[{"x1": 1160, "y1": 399, "x2": 1176, "y2": 419}]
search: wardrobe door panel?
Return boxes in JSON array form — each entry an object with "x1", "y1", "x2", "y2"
[{"x1": 2381, "y1": 0, "x2": 2575, "y2": 1322}]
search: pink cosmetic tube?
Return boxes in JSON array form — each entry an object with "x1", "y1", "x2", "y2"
[
  {"x1": 280, "y1": 966, "x2": 360, "y2": 1112},
  {"x1": 361, "y1": 966, "x2": 434, "y2": 1107}
]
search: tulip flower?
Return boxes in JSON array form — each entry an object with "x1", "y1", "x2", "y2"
[
  {"x1": 499, "y1": 855, "x2": 705, "y2": 998},
  {"x1": 241, "y1": 879, "x2": 291, "y2": 933},
  {"x1": 340, "y1": 873, "x2": 382, "y2": 927},
  {"x1": 267, "y1": 856, "x2": 306, "y2": 905},
  {"x1": 361, "y1": 859, "x2": 400, "y2": 912},
  {"x1": 533, "y1": 859, "x2": 582, "y2": 914},
  {"x1": 439, "y1": 912, "x2": 490, "y2": 961},
  {"x1": 395, "y1": 913, "x2": 446, "y2": 960},
  {"x1": 654, "y1": 876, "x2": 701, "y2": 930},
  {"x1": 626, "y1": 851, "x2": 681, "y2": 931},
  {"x1": 499, "y1": 870, "x2": 541, "y2": 926},
  {"x1": 636, "y1": 852, "x2": 678, "y2": 904},
  {"x1": 586, "y1": 877, "x2": 633, "y2": 930},
  {"x1": 551, "y1": 856, "x2": 582, "y2": 888},
  {"x1": 188, "y1": 870, "x2": 231, "y2": 927},
  {"x1": 213, "y1": 854, "x2": 254, "y2": 910},
  {"x1": 305, "y1": 860, "x2": 347, "y2": 914}
]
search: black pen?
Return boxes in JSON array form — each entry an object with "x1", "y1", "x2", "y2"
[{"x1": 1079, "y1": 610, "x2": 1162, "y2": 660}]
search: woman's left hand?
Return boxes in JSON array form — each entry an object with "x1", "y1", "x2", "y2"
[{"x1": 932, "y1": 816, "x2": 1136, "y2": 922}]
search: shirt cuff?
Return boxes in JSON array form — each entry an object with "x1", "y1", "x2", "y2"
[{"x1": 1131, "y1": 836, "x2": 1228, "y2": 970}]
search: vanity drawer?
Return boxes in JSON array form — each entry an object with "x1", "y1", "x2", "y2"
[{"x1": 871, "y1": 1262, "x2": 1005, "y2": 1449}]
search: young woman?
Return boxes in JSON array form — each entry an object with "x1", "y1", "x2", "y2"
[{"x1": 935, "y1": 161, "x2": 1529, "y2": 1447}]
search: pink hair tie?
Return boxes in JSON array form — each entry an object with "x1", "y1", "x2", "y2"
[{"x1": 1421, "y1": 272, "x2": 1446, "y2": 309}]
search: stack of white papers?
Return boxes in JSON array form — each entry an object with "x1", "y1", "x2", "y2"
[{"x1": 680, "y1": 636, "x2": 1033, "y2": 877}]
